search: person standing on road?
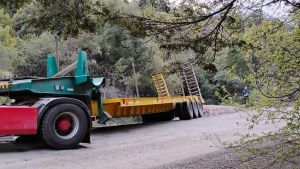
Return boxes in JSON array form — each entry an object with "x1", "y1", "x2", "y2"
[{"x1": 242, "y1": 87, "x2": 250, "y2": 103}]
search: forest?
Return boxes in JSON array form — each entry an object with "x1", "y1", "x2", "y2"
[{"x1": 0, "y1": 0, "x2": 299, "y2": 166}]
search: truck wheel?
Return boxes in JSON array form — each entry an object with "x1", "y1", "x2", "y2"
[
  {"x1": 141, "y1": 114, "x2": 153, "y2": 123},
  {"x1": 162, "y1": 110, "x2": 175, "y2": 121},
  {"x1": 175, "y1": 102, "x2": 183, "y2": 119},
  {"x1": 197, "y1": 103, "x2": 204, "y2": 117},
  {"x1": 192, "y1": 102, "x2": 199, "y2": 118},
  {"x1": 41, "y1": 104, "x2": 88, "y2": 149},
  {"x1": 177, "y1": 102, "x2": 193, "y2": 120}
]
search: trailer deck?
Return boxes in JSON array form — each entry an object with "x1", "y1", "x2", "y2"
[{"x1": 99, "y1": 96, "x2": 201, "y2": 118}]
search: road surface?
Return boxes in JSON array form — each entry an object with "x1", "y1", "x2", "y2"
[{"x1": 0, "y1": 107, "x2": 281, "y2": 169}]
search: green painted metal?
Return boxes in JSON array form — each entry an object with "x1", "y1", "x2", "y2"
[
  {"x1": 0, "y1": 49, "x2": 107, "y2": 123},
  {"x1": 5, "y1": 78, "x2": 105, "y2": 97},
  {"x1": 47, "y1": 55, "x2": 59, "y2": 78},
  {"x1": 75, "y1": 50, "x2": 89, "y2": 85},
  {"x1": 92, "y1": 88, "x2": 110, "y2": 124},
  {"x1": 9, "y1": 76, "x2": 96, "y2": 95}
]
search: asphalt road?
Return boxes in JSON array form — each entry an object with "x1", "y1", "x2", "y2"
[{"x1": 0, "y1": 108, "x2": 282, "y2": 169}]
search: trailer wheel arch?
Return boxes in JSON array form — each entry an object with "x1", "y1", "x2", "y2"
[{"x1": 32, "y1": 97, "x2": 92, "y2": 143}]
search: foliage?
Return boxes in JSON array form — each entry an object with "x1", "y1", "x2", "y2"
[
  {"x1": 12, "y1": 0, "x2": 97, "y2": 37},
  {"x1": 196, "y1": 69, "x2": 220, "y2": 104},
  {"x1": 242, "y1": 20, "x2": 300, "y2": 99},
  {"x1": 194, "y1": 68, "x2": 245, "y2": 105},
  {"x1": 0, "y1": 97, "x2": 14, "y2": 105},
  {"x1": 165, "y1": 73, "x2": 182, "y2": 96},
  {"x1": 139, "y1": 0, "x2": 170, "y2": 12},
  {"x1": 0, "y1": 44, "x2": 18, "y2": 76},
  {"x1": 11, "y1": 32, "x2": 56, "y2": 76},
  {"x1": 232, "y1": 13, "x2": 300, "y2": 166},
  {"x1": 0, "y1": 8, "x2": 16, "y2": 76},
  {"x1": 0, "y1": 0, "x2": 31, "y2": 16},
  {"x1": 216, "y1": 46, "x2": 250, "y2": 79}
]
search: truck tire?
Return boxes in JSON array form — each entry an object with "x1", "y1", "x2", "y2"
[
  {"x1": 192, "y1": 102, "x2": 199, "y2": 118},
  {"x1": 177, "y1": 102, "x2": 193, "y2": 120},
  {"x1": 197, "y1": 103, "x2": 204, "y2": 117},
  {"x1": 41, "y1": 104, "x2": 88, "y2": 149},
  {"x1": 161, "y1": 110, "x2": 175, "y2": 121},
  {"x1": 175, "y1": 102, "x2": 183, "y2": 118},
  {"x1": 141, "y1": 114, "x2": 153, "y2": 123}
]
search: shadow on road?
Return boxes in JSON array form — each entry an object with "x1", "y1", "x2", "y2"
[
  {"x1": 0, "y1": 119, "x2": 181, "y2": 152},
  {"x1": 0, "y1": 141, "x2": 50, "y2": 153},
  {"x1": 0, "y1": 141, "x2": 88, "y2": 153},
  {"x1": 91, "y1": 119, "x2": 180, "y2": 135}
]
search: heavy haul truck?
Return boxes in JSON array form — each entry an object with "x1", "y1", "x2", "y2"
[{"x1": 0, "y1": 50, "x2": 204, "y2": 149}]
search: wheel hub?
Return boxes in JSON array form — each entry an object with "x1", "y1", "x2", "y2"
[
  {"x1": 57, "y1": 118, "x2": 72, "y2": 133},
  {"x1": 54, "y1": 112, "x2": 79, "y2": 139}
]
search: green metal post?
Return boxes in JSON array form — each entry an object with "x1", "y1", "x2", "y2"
[
  {"x1": 75, "y1": 50, "x2": 89, "y2": 84},
  {"x1": 47, "y1": 54, "x2": 59, "y2": 78}
]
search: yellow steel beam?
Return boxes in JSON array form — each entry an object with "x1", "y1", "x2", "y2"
[
  {"x1": 101, "y1": 96, "x2": 204, "y2": 118},
  {"x1": 103, "y1": 96, "x2": 201, "y2": 106}
]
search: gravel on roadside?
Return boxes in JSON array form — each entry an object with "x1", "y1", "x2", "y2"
[{"x1": 152, "y1": 148, "x2": 300, "y2": 169}]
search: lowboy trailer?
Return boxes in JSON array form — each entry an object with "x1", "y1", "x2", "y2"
[{"x1": 0, "y1": 50, "x2": 204, "y2": 149}]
